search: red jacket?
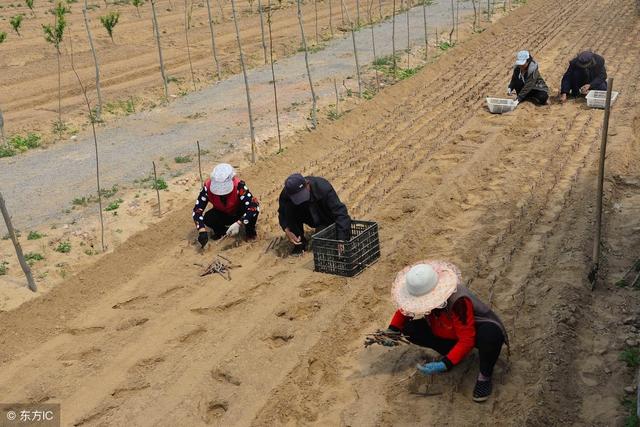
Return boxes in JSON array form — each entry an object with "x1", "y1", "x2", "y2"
[{"x1": 389, "y1": 297, "x2": 476, "y2": 366}]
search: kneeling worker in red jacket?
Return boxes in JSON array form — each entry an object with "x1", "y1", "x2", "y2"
[
  {"x1": 193, "y1": 163, "x2": 260, "y2": 247},
  {"x1": 387, "y1": 260, "x2": 508, "y2": 402}
]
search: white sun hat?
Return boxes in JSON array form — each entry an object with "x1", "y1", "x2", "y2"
[
  {"x1": 391, "y1": 260, "x2": 461, "y2": 318},
  {"x1": 209, "y1": 163, "x2": 236, "y2": 195}
]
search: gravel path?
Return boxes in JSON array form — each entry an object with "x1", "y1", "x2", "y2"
[{"x1": 0, "y1": 1, "x2": 474, "y2": 231}]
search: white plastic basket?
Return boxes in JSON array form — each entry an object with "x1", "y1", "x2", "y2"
[
  {"x1": 586, "y1": 90, "x2": 619, "y2": 109},
  {"x1": 486, "y1": 97, "x2": 517, "y2": 114}
]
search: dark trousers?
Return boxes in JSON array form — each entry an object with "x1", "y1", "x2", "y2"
[
  {"x1": 203, "y1": 209, "x2": 258, "y2": 238},
  {"x1": 403, "y1": 318, "x2": 505, "y2": 377},
  {"x1": 287, "y1": 204, "x2": 319, "y2": 240},
  {"x1": 521, "y1": 89, "x2": 549, "y2": 105},
  {"x1": 564, "y1": 70, "x2": 607, "y2": 96}
]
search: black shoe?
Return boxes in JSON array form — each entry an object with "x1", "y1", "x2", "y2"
[{"x1": 472, "y1": 379, "x2": 492, "y2": 402}]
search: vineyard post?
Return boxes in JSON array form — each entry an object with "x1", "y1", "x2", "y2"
[
  {"x1": 69, "y1": 39, "x2": 105, "y2": 252},
  {"x1": 205, "y1": 0, "x2": 222, "y2": 79},
  {"x1": 368, "y1": 0, "x2": 380, "y2": 89},
  {"x1": 83, "y1": 0, "x2": 103, "y2": 121},
  {"x1": 422, "y1": 0, "x2": 428, "y2": 59},
  {"x1": 590, "y1": 77, "x2": 614, "y2": 290},
  {"x1": 153, "y1": 161, "x2": 161, "y2": 217},
  {"x1": 267, "y1": 1, "x2": 283, "y2": 152},
  {"x1": 328, "y1": 0, "x2": 333, "y2": 36},
  {"x1": 151, "y1": 0, "x2": 169, "y2": 98},
  {"x1": 406, "y1": 0, "x2": 410, "y2": 69},
  {"x1": 392, "y1": 0, "x2": 396, "y2": 71},
  {"x1": 231, "y1": 0, "x2": 258, "y2": 162},
  {"x1": 297, "y1": 0, "x2": 318, "y2": 128},
  {"x1": 341, "y1": 0, "x2": 362, "y2": 97},
  {"x1": 197, "y1": 140, "x2": 203, "y2": 186},
  {"x1": 334, "y1": 78, "x2": 340, "y2": 115},
  {"x1": 0, "y1": 191, "x2": 37, "y2": 292},
  {"x1": 258, "y1": 0, "x2": 268, "y2": 64},
  {"x1": 184, "y1": 0, "x2": 197, "y2": 90}
]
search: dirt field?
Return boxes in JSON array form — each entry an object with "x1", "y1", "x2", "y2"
[
  {"x1": 0, "y1": 0, "x2": 639, "y2": 425},
  {"x1": 0, "y1": 0, "x2": 399, "y2": 137}
]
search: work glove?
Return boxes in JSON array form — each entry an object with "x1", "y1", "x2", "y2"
[
  {"x1": 506, "y1": 87, "x2": 512, "y2": 96},
  {"x1": 416, "y1": 361, "x2": 447, "y2": 375},
  {"x1": 198, "y1": 231, "x2": 209, "y2": 248},
  {"x1": 513, "y1": 99, "x2": 520, "y2": 107},
  {"x1": 226, "y1": 222, "x2": 241, "y2": 237}
]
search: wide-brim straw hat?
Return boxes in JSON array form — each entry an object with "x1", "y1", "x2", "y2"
[{"x1": 391, "y1": 260, "x2": 462, "y2": 318}]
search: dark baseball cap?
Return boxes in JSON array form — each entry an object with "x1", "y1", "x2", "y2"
[{"x1": 284, "y1": 173, "x2": 310, "y2": 205}]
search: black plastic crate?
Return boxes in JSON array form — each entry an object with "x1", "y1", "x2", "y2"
[{"x1": 311, "y1": 220, "x2": 380, "y2": 277}]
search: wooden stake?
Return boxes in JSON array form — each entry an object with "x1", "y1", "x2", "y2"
[
  {"x1": 258, "y1": 0, "x2": 268, "y2": 64},
  {"x1": 151, "y1": 0, "x2": 169, "y2": 98},
  {"x1": 0, "y1": 106, "x2": 5, "y2": 145},
  {"x1": 341, "y1": 0, "x2": 362, "y2": 97},
  {"x1": 590, "y1": 77, "x2": 614, "y2": 290},
  {"x1": 184, "y1": 0, "x2": 197, "y2": 91},
  {"x1": 422, "y1": 0, "x2": 428, "y2": 59},
  {"x1": 69, "y1": 38, "x2": 105, "y2": 252},
  {"x1": 231, "y1": 0, "x2": 257, "y2": 162},
  {"x1": 197, "y1": 140, "x2": 203, "y2": 186},
  {"x1": 267, "y1": 1, "x2": 283, "y2": 152},
  {"x1": 83, "y1": 0, "x2": 102, "y2": 121},
  {"x1": 334, "y1": 78, "x2": 340, "y2": 114},
  {"x1": 0, "y1": 191, "x2": 37, "y2": 292},
  {"x1": 297, "y1": 0, "x2": 318, "y2": 128},
  {"x1": 368, "y1": 0, "x2": 380, "y2": 89},
  {"x1": 391, "y1": 0, "x2": 396, "y2": 71},
  {"x1": 406, "y1": 0, "x2": 410, "y2": 69},
  {"x1": 205, "y1": 0, "x2": 222, "y2": 79},
  {"x1": 329, "y1": 0, "x2": 334, "y2": 36},
  {"x1": 153, "y1": 161, "x2": 162, "y2": 217},
  {"x1": 449, "y1": 0, "x2": 454, "y2": 44}
]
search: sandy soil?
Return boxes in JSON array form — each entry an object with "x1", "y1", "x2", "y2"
[
  {"x1": 0, "y1": 0, "x2": 406, "y2": 139},
  {"x1": 0, "y1": 0, "x2": 639, "y2": 425}
]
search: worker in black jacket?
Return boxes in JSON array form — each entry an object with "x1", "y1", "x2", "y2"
[
  {"x1": 560, "y1": 51, "x2": 607, "y2": 102},
  {"x1": 278, "y1": 174, "x2": 351, "y2": 254}
]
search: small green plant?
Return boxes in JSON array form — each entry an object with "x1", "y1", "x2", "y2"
[
  {"x1": 616, "y1": 279, "x2": 628, "y2": 288},
  {"x1": 298, "y1": 42, "x2": 325, "y2": 54},
  {"x1": 0, "y1": 145, "x2": 15, "y2": 158},
  {"x1": 152, "y1": 178, "x2": 168, "y2": 190},
  {"x1": 174, "y1": 155, "x2": 192, "y2": 163},
  {"x1": 0, "y1": 261, "x2": 8, "y2": 275},
  {"x1": 396, "y1": 66, "x2": 422, "y2": 80},
  {"x1": 327, "y1": 108, "x2": 342, "y2": 121},
  {"x1": 622, "y1": 396, "x2": 638, "y2": 427},
  {"x1": 620, "y1": 347, "x2": 640, "y2": 368},
  {"x1": 437, "y1": 40, "x2": 455, "y2": 51},
  {"x1": 55, "y1": 241, "x2": 71, "y2": 253},
  {"x1": 7, "y1": 133, "x2": 41, "y2": 152},
  {"x1": 84, "y1": 249, "x2": 96, "y2": 255},
  {"x1": 25, "y1": 252, "x2": 44, "y2": 265},
  {"x1": 27, "y1": 230, "x2": 45, "y2": 240},
  {"x1": 10, "y1": 14, "x2": 23, "y2": 35},
  {"x1": 52, "y1": 120, "x2": 68, "y2": 135},
  {"x1": 131, "y1": 0, "x2": 143, "y2": 16},
  {"x1": 0, "y1": 31, "x2": 7, "y2": 43},
  {"x1": 362, "y1": 88, "x2": 376, "y2": 100},
  {"x1": 105, "y1": 198, "x2": 123, "y2": 211},
  {"x1": 72, "y1": 196, "x2": 88, "y2": 206},
  {"x1": 372, "y1": 54, "x2": 397, "y2": 68},
  {"x1": 104, "y1": 98, "x2": 136, "y2": 115},
  {"x1": 100, "y1": 11, "x2": 119, "y2": 42},
  {"x1": 25, "y1": 0, "x2": 35, "y2": 14}
]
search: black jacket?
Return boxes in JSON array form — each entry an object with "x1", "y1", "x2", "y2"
[
  {"x1": 560, "y1": 53, "x2": 607, "y2": 95},
  {"x1": 508, "y1": 60, "x2": 549, "y2": 102},
  {"x1": 278, "y1": 176, "x2": 352, "y2": 240}
]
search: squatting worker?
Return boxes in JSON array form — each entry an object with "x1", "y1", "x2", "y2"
[
  {"x1": 507, "y1": 50, "x2": 550, "y2": 106},
  {"x1": 193, "y1": 163, "x2": 260, "y2": 248},
  {"x1": 560, "y1": 50, "x2": 607, "y2": 103},
  {"x1": 278, "y1": 173, "x2": 351, "y2": 255},
  {"x1": 386, "y1": 260, "x2": 509, "y2": 402}
]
